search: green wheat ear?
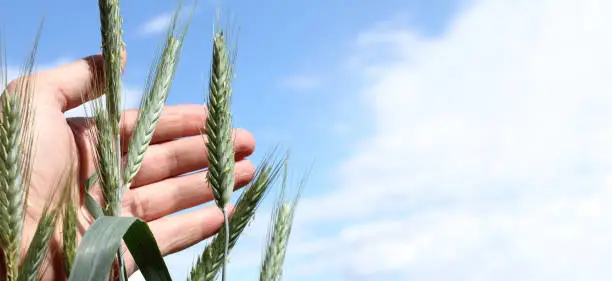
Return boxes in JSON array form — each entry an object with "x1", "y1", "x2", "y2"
[
  {"x1": 19, "y1": 157, "x2": 74, "y2": 281},
  {"x1": 259, "y1": 158, "x2": 307, "y2": 281},
  {"x1": 123, "y1": 2, "x2": 194, "y2": 192},
  {"x1": 0, "y1": 22, "x2": 41, "y2": 281},
  {"x1": 62, "y1": 198, "x2": 77, "y2": 277},
  {"x1": 94, "y1": 0, "x2": 124, "y2": 218},
  {"x1": 203, "y1": 18, "x2": 238, "y2": 281},
  {"x1": 98, "y1": 0, "x2": 123, "y2": 135},
  {"x1": 95, "y1": 1, "x2": 127, "y2": 280},
  {"x1": 91, "y1": 105, "x2": 120, "y2": 216},
  {"x1": 259, "y1": 202, "x2": 294, "y2": 281},
  {"x1": 204, "y1": 28, "x2": 236, "y2": 211},
  {"x1": 60, "y1": 165, "x2": 78, "y2": 277},
  {"x1": 188, "y1": 152, "x2": 285, "y2": 281},
  {"x1": 18, "y1": 162, "x2": 71, "y2": 281},
  {"x1": 17, "y1": 206, "x2": 59, "y2": 281}
]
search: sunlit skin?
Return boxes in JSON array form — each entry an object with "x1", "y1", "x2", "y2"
[{"x1": 8, "y1": 49, "x2": 256, "y2": 280}]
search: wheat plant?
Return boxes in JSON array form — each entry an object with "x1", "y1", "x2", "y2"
[
  {"x1": 0, "y1": 0, "x2": 306, "y2": 281},
  {"x1": 258, "y1": 159, "x2": 304, "y2": 281}
]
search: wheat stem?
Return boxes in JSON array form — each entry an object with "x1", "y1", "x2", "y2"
[{"x1": 221, "y1": 208, "x2": 229, "y2": 281}]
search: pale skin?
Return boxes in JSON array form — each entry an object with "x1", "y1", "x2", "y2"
[{"x1": 9, "y1": 50, "x2": 256, "y2": 279}]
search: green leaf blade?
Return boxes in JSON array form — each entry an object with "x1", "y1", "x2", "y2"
[{"x1": 69, "y1": 216, "x2": 171, "y2": 281}]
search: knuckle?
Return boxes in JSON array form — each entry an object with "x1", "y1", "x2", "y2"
[
  {"x1": 164, "y1": 146, "x2": 181, "y2": 176},
  {"x1": 124, "y1": 192, "x2": 148, "y2": 220}
]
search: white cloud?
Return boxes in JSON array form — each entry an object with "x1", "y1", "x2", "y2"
[
  {"x1": 140, "y1": 12, "x2": 175, "y2": 36},
  {"x1": 125, "y1": 0, "x2": 612, "y2": 279},
  {"x1": 139, "y1": 5, "x2": 196, "y2": 37},
  {"x1": 282, "y1": 0, "x2": 612, "y2": 280},
  {"x1": 277, "y1": 74, "x2": 321, "y2": 90}
]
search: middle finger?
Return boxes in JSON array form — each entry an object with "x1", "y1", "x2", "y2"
[{"x1": 129, "y1": 128, "x2": 255, "y2": 187}]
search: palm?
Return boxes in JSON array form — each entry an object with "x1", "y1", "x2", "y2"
[{"x1": 16, "y1": 53, "x2": 256, "y2": 280}]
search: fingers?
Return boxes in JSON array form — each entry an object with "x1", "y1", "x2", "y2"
[
  {"x1": 68, "y1": 104, "x2": 209, "y2": 178},
  {"x1": 122, "y1": 159, "x2": 255, "y2": 221},
  {"x1": 130, "y1": 128, "x2": 255, "y2": 187},
  {"x1": 68, "y1": 110, "x2": 256, "y2": 191},
  {"x1": 148, "y1": 204, "x2": 233, "y2": 256},
  {"x1": 33, "y1": 49, "x2": 127, "y2": 112},
  {"x1": 120, "y1": 104, "x2": 208, "y2": 151}
]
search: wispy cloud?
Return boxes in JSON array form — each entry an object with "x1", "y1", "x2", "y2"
[
  {"x1": 277, "y1": 74, "x2": 321, "y2": 91},
  {"x1": 140, "y1": 12, "x2": 175, "y2": 36},
  {"x1": 131, "y1": 0, "x2": 612, "y2": 280},
  {"x1": 139, "y1": 4, "x2": 196, "y2": 37},
  {"x1": 282, "y1": 0, "x2": 612, "y2": 280}
]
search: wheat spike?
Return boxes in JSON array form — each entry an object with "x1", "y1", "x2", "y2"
[
  {"x1": 94, "y1": 0, "x2": 125, "y2": 219},
  {"x1": 97, "y1": 0, "x2": 123, "y2": 133},
  {"x1": 62, "y1": 200, "x2": 77, "y2": 277},
  {"x1": 17, "y1": 208, "x2": 59, "y2": 281},
  {"x1": 188, "y1": 153, "x2": 284, "y2": 281},
  {"x1": 98, "y1": 0, "x2": 124, "y2": 215},
  {"x1": 61, "y1": 169, "x2": 78, "y2": 277},
  {"x1": 92, "y1": 107, "x2": 121, "y2": 216},
  {"x1": 258, "y1": 202, "x2": 294, "y2": 281},
  {"x1": 123, "y1": 35, "x2": 179, "y2": 190},
  {"x1": 203, "y1": 23, "x2": 238, "y2": 281},
  {"x1": 0, "y1": 24, "x2": 40, "y2": 281},
  {"x1": 0, "y1": 91, "x2": 26, "y2": 281},
  {"x1": 123, "y1": 3, "x2": 194, "y2": 191},
  {"x1": 204, "y1": 28, "x2": 236, "y2": 210},
  {"x1": 258, "y1": 159, "x2": 305, "y2": 281}
]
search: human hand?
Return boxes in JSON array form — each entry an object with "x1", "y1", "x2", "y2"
[{"x1": 10, "y1": 50, "x2": 256, "y2": 280}]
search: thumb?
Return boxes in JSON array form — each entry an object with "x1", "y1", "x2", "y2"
[{"x1": 34, "y1": 47, "x2": 127, "y2": 112}]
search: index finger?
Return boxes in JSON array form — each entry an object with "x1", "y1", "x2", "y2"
[{"x1": 120, "y1": 104, "x2": 208, "y2": 151}]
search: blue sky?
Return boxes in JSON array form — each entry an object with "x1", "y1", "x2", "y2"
[
  {"x1": 2, "y1": 0, "x2": 462, "y2": 279},
  {"x1": 6, "y1": 0, "x2": 612, "y2": 281},
  {"x1": 1, "y1": 0, "x2": 460, "y2": 190}
]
